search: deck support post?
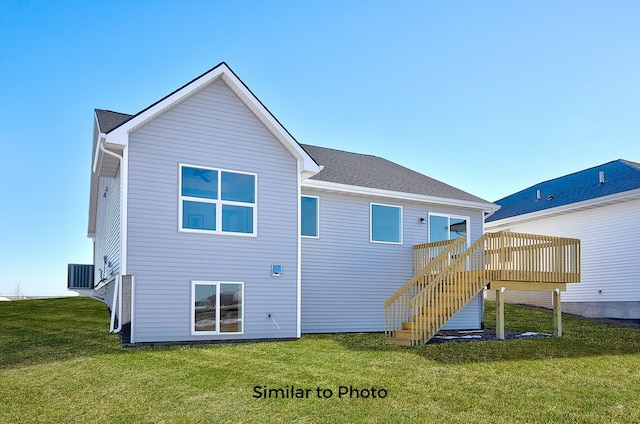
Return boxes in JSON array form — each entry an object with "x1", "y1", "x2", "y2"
[
  {"x1": 553, "y1": 289, "x2": 562, "y2": 337},
  {"x1": 495, "y1": 287, "x2": 505, "y2": 340}
]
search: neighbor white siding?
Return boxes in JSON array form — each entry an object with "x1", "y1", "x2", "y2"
[{"x1": 487, "y1": 199, "x2": 640, "y2": 317}]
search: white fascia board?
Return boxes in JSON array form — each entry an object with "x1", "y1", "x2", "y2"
[
  {"x1": 88, "y1": 129, "x2": 105, "y2": 236},
  {"x1": 104, "y1": 64, "x2": 320, "y2": 177},
  {"x1": 302, "y1": 179, "x2": 499, "y2": 212},
  {"x1": 486, "y1": 187, "x2": 640, "y2": 228}
]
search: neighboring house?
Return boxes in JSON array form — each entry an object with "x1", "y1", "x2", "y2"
[
  {"x1": 81, "y1": 62, "x2": 498, "y2": 345},
  {"x1": 486, "y1": 160, "x2": 640, "y2": 319}
]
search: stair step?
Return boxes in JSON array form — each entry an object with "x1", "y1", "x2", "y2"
[
  {"x1": 403, "y1": 321, "x2": 436, "y2": 331},
  {"x1": 392, "y1": 330, "x2": 415, "y2": 339},
  {"x1": 411, "y1": 314, "x2": 445, "y2": 323},
  {"x1": 385, "y1": 337, "x2": 414, "y2": 346},
  {"x1": 416, "y1": 305, "x2": 453, "y2": 314}
]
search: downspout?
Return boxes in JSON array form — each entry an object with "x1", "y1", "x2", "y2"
[
  {"x1": 482, "y1": 206, "x2": 500, "y2": 233},
  {"x1": 99, "y1": 139, "x2": 125, "y2": 334},
  {"x1": 109, "y1": 275, "x2": 123, "y2": 333},
  {"x1": 296, "y1": 160, "x2": 302, "y2": 338}
]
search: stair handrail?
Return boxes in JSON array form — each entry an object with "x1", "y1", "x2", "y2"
[
  {"x1": 409, "y1": 233, "x2": 490, "y2": 344},
  {"x1": 384, "y1": 237, "x2": 467, "y2": 338},
  {"x1": 408, "y1": 231, "x2": 581, "y2": 344}
]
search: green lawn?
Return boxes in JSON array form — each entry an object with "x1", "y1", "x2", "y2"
[{"x1": 1, "y1": 298, "x2": 639, "y2": 423}]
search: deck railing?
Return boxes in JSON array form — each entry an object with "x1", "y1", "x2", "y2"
[
  {"x1": 386, "y1": 231, "x2": 580, "y2": 345},
  {"x1": 412, "y1": 239, "x2": 461, "y2": 275},
  {"x1": 384, "y1": 238, "x2": 467, "y2": 339},
  {"x1": 483, "y1": 232, "x2": 580, "y2": 283}
]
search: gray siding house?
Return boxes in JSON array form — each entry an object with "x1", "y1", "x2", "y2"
[{"x1": 86, "y1": 63, "x2": 498, "y2": 344}]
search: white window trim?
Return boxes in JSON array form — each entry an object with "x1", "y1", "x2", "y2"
[
  {"x1": 370, "y1": 202, "x2": 403, "y2": 245},
  {"x1": 301, "y1": 195, "x2": 320, "y2": 238},
  {"x1": 427, "y1": 212, "x2": 471, "y2": 246},
  {"x1": 191, "y1": 281, "x2": 244, "y2": 336},
  {"x1": 179, "y1": 163, "x2": 257, "y2": 237}
]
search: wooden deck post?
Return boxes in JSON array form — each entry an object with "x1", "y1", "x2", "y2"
[
  {"x1": 553, "y1": 289, "x2": 562, "y2": 337},
  {"x1": 496, "y1": 288, "x2": 505, "y2": 340}
]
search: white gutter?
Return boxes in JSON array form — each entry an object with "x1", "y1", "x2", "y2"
[
  {"x1": 303, "y1": 179, "x2": 499, "y2": 212},
  {"x1": 296, "y1": 160, "x2": 302, "y2": 338},
  {"x1": 99, "y1": 137, "x2": 123, "y2": 164},
  {"x1": 109, "y1": 274, "x2": 123, "y2": 333},
  {"x1": 482, "y1": 208, "x2": 500, "y2": 235}
]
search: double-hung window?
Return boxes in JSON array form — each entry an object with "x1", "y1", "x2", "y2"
[
  {"x1": 370, "y1": 203, "x2": 402, "y2": 244},
  {"x1": 301, "y1": 196, "x2": 319, "y2": 237},
  {"x1": 192, "y1": 281, "x2": 244, "y2": 334},
  {"x1": 180, "y1": 164, "x2": 256, "y2": 235}
]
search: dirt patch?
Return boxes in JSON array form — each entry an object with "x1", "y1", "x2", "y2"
[{"x1": 428, "y1": 328, "x2": 551, "y2": 344}]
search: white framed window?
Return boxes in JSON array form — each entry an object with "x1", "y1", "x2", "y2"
[
  {"x1": 428, "y1": 213, "x2": 469, "y2": 243},
  {"x1": 191, "y1": 281, "x2": 244, "y2": 335},
  {"x1": 301, "y1": 195, "x2": 319, "y2": 238},
  {"x1": 370, "y1": 203, "x2": 403, "y2": 244},
  {"x1": 179, "y1": 164, "x2": 257, "y2": 236}
]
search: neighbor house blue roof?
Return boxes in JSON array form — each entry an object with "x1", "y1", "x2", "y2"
[{"x1": 487, "y1": 159, "x2": 640, "y2": 222}]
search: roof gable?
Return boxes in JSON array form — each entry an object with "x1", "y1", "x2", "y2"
[
  {"x1": 95, "y1": 62, "x2": 319, "y2": 175},
  {"x1": 487, "y1": 159, "x2": 640, "y2": 222}
]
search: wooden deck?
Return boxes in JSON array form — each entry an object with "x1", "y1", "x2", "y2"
[{"x1": 385, "y1": 231, "x2": 580, "y2": 346}]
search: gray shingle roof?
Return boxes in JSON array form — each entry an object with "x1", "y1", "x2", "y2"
[
  {"x1": 95, "y1": 109, "x2": 132, "y2": 133},
  {"x1": 94, "y1": 109, "x2": 491, "y2": 204},
  {"x1": 301, "y1": 144, "x2": 490, "y2": 203},
  {"x1": 487, "y1": 159, "x2": 640, "y2": 222}
]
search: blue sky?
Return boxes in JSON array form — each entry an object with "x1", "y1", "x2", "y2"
[{"x1": 1, "y1": 1, "x2": 639, "y2": 296}]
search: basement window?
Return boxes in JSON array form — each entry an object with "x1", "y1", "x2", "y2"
[{"x1": 192, "y1": 281, "x2": 244, "y2": 335}]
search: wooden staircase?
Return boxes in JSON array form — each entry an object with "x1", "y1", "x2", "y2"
[{"x1": 384, "y1": 231, "x2": 581, "y2": 346}]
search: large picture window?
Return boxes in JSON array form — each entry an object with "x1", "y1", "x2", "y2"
[
  {"x1": 192, "y1": 281, "x2": 244, "y2": 335},
  {"x1": 301, "y1": 196, "x2": 319, "y2": 237},
  {"x1": 370, "y1": 203, "x2": 402, "y2": 244},
  {"x1": 180, "y1": 165, "x2": 256, "y2": 235}
]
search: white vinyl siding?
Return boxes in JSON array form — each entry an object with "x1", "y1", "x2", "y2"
[
  {"x1": 126, "y1": 78, "x2": 300, "y2": 343},
  {"x1": 94, "y1": 171, "x2": 121, "y2": 288},
  {"x1": 301, "y1": 190, "x2": 485, "y2": 333}
]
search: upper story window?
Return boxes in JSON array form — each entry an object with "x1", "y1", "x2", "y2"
[
  {"x1": 301, "y1": 196, "x2": 319, "y2": 238},
  {"x1": 370, "y1": 203, "x2": 402, "y2": 244},
  {"x1": 180, "y1": 164, "x2": 256, "y2": 236}
]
